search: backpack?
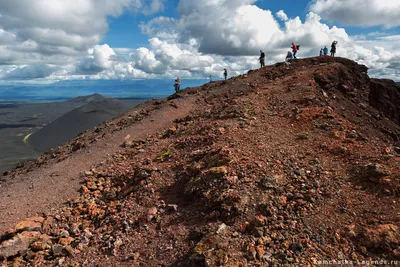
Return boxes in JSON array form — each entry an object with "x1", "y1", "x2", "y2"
[{"x1": 296, "y1": 45, "x2": 300, "y2": 50}]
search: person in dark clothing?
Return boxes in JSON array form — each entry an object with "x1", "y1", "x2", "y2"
[
  {"x1": 285, "y1": 51, "x2": 293, "y2": 65},
  {"x1": 259, "y1": 50, "x2": 266, "y2": 68},
  {"x1": 174, "y1": 77, "x2": 180, "y2": 92},
  {"x1": 320, "y1": 49, "x2": 323, "y2": 56},
  {"x1": 330, "y1": 41, "x2": 338, "y2": 57},
  {"x1": 223, "y1": 69, "x2": 227, "y2": 80}
]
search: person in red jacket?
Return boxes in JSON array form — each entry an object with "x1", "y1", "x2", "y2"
[{"x1": 291, "y1": 42, "x2": 298, "y2": 59}]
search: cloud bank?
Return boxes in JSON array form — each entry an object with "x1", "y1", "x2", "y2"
[
  {"x1": 309, "y1": 0, "x2": 400, "y2": 28},
  {"x1": 0, "y1": 0, "x2": 399, "y2": 81}
]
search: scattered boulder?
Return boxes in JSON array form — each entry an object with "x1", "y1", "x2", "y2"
[
  {"x1": 167, "y1": 204, "x2": 178, "y2": 212},
  {"x1": 208, "y1": 166, "x2": 228, "y2": 176},
  {"x1": 192, "y1": 224, "x2": 243, "y2": 266},
  {"x1": 162, "y1": 126, "x2": 178, "y2": 138},
  {"x1": 121, "y1": 140, "x2": 133, "y2": 148},
  {"x1": 147, "y1": 207, "x2": 158, "y2": 222},
  {"x1": 358, "y1": 224, "x2": 400, "y2": 253},
  {"x1": 14, "y1": 217, "x2": 44, "y2": 233},
  {"x1": 59, "y1": 237, "x2": 74, "y2": 246},
  {"x1": 71, "y1": 141, "x2": 85, "y2": 151},
  {"x1": 259, "y1": 175, "x2": 277, "y2": 189},
  {"x1": 30, "y1": 234, "x2": 52, "y2": 252},
  {"x1": 365, "y1": 163, "x2": 389, "y2": 179},
  {"x1": 52, "y1": 244, "x2": 65, "y2": 257},
  {"x1": 0, "y1": 231, "x2": 41, "y2": 259},
  {"x1": 291, "y1": 242, "x2": 304, "y2": 254}
]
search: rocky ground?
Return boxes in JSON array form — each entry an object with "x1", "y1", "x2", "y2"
[{"x1": 1, "y1": 57, "x2": 400, "y2": 266}]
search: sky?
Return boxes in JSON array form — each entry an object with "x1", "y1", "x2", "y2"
[{"x1": 0, "y1": 0, "x2": 400, "y2": 82}]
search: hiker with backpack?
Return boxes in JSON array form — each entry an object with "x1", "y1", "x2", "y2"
[
  {"x1": 291, "y1": 43, "x2": 299, "y2": 59},
  {"x1": 174, "y1": 77, "x2": 180, "y2": 92},
  {"x1": 223, "y1": 69, "x2": 227, "y2": 80},
  {"x1": 259, "y1": 50, "x2": 266, "y2": 68},
  {"x1": 330, "y1": 41, "x2": 338, "y2": 57}
]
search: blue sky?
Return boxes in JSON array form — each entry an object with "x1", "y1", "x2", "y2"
[
  {"x1": 0, "y1": 0, "x2": 399, "y2": 82},
  {"x1": 103, "y1": 0, "x2": 400, "y2": 49},
  {"x1": 104, "y1": 0, "x2": 314, "y2": 49}
]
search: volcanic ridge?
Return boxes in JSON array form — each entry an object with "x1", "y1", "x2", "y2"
[{"x1": 0, "y1": 57, "x2": 400, "y2": 266}]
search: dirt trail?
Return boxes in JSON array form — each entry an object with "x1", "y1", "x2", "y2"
[{"x1": 0, "y1": 97, "x2": 195, "y2": 235}]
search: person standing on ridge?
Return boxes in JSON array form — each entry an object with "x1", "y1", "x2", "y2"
[
  {"x1": 320, "y1": 49, "x2": 323, "y2": 56},
  {"x1": 285, "y1": 51, "x2": 293, "y2": 65},
  {"x1": 223, "y1": 69, "x2": 227, "y2": 80},
  {"x1": 174, "y1": 77, "x2": 180, "y2": 92},
  {"x1": 259, "y1": 50, "x2": 266, "y2": 68},
  {"x1": 323, "y1": 46, "x2": 328, "y2": 56},
  {"x1": 330, "y1": 41, "x2": 338, "y2": 57},
  {"x1": 291, "y1": 42, "x2": 298, "y2": 59}
]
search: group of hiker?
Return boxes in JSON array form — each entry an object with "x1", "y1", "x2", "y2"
[
  {"x1": 261, "y1": 42, "x2": 301, "y2": 67},
  {"x1": 276, "y1": 41, "x2": 339, "y2": 66},
  {"x1": 174, "y1": 40, "x2": 339, "y2": 92},
  {"x1": 319, "y1": 41, "x2": 338, "y2": 57},
  {"x1": 282, "y1": 42, "x2": 300, "y2": 65}
]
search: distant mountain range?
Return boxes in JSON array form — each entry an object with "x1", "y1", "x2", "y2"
[
  {"x1": 0, "y1": 93, "x2": 147, "y2": 173},
  {"x1": 27, "y1": 93, "x2": 137, "y2": 151},
  {"x1": 0, "y1": 79, "x2": 209, "y2": 102},
  {"x1": 68, "y1": 93, "x2": 115, "y2": 104}
]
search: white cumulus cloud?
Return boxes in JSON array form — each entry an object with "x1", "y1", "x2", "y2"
[
  {"x1": 0, "y1": 0, "x2": 133, "y2": 57},
  {"x1": 0, "y1": 0, "x2": 167, "y2": 80},
  {"x1": 1, "y1": 0, "x2": 400, "y2": 82},
  {"x1": 276, "y1": 10, "x2": 289, "y2": 21},
  {"x1": 75, "y1": 44, "x2": 117, "y2": 74},
  {"x1": 309, "y1": 0, "x2": 400, "y2": 28},
  {"x1": 0, "y1": 64, "x2": 60, "y2": 80},
  {"x1": 138, "y1": 1, "x2": 400, "y2": 80}
]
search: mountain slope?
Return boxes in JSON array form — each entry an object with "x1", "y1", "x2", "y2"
[
  {"x1": 27, "y1": 95, "x2": 130, "y2": 151},
  {"x1": 1, "y1": 57, "x2": 399, "y2": 266}
]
